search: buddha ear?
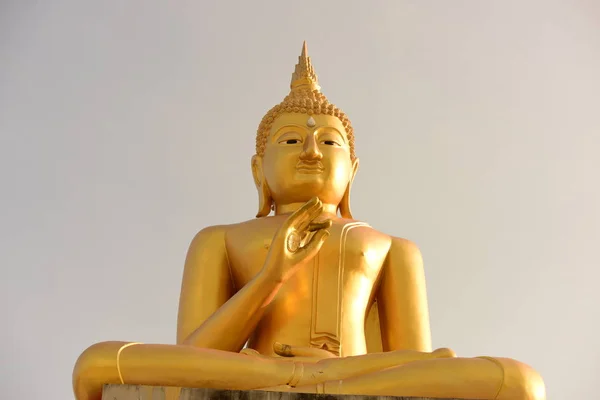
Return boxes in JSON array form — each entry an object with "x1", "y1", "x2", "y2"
[
  {"x1": 338, "y1": 158, "x2": 359, "y2": 219},
  {"x1": 251, "y1": 155, "x2": 273, "y2": 218}
]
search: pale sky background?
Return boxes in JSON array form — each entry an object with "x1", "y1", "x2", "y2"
[{"x1": 1, "y1": 1, "x2": 599, "y2": 399}]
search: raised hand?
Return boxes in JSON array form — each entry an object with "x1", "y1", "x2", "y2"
[{"x1": 261, "y1": 197, "x2": 332, "y2": 284}]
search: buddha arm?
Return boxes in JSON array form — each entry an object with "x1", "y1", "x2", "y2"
[
  {"x1": 376, "y1": 237, "x2": 432, "y2": 352},
  {"x1": 176, "y1": 226, "x2": 282, "y2": 351}
]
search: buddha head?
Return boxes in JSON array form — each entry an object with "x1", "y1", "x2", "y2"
[{"x1": 252, "y1": 42, "x2": 358, "y2": 219}]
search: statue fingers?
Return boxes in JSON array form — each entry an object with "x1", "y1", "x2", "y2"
[
  {"x1": 273, "y1": 342, "x2": 294, "y2": 357},
  {"x1": 307, "y1": 219, "x2": 332, "y2": 232},
  {"x1": 294, "y1": 229, "x2": 330, "y2": 260},
  {"x1": 240, "y1": 348, "x2": 275, "y2": 361},
  {"x1": 294, "y1": 202, "x2": 325, "y2": 233},
  {"x1": 284, "y1": 197, "x2": 321, "y2": 230},
  {"x1": 274, "y1": 342, "x2": 337, "y2": 359},
  {"x1": 240, "y1": 348, "x2": 261, "y2": 356}
]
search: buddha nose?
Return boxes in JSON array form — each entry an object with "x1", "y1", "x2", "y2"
[{"x1": 300, "y1": 133, "x2": 323, "y2": 161}]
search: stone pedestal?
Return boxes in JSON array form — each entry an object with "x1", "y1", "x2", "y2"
[{"x1": 102, "y1": 385, "x2": 467, "y2": 400}]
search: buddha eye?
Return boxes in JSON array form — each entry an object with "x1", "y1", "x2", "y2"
[
  {"x1": 277, "y1": 137, "x2": 302, "y2": 145},
  {"x1": 322, "y1": 140, "x2": 339, "y2": 146}
]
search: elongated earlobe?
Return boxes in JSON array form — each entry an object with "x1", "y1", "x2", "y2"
[
  {"x1": 251, "y1": 155, "x2": 273, "y2": 218},
  {"x1": 338, "y1": 158, "x2": 359, "y2": 219}
]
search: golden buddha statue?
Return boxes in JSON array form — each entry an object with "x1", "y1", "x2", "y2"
[{"x1": 73, "y1": 42, "x2": 545, "y2": 400}]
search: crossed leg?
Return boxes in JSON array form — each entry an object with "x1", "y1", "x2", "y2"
[{"x1": 73, "y1": 341, "x2": 544, "y2": 400}]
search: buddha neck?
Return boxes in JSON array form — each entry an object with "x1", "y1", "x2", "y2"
[{"x1": 274, "y1": 202, "x2": 338, "y2": 218}]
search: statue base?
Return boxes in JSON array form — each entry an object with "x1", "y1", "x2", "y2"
[{"x1": 102, "y1": 385, "x2": 468, "y2": 400}]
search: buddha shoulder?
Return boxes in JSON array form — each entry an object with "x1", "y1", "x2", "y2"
[
  {"x1": 187, "y1": 224, "x2": 230, "y2": 247},
  {"x1": 186, "y1": 218, "x2": 282, "y2": 258},
  {"x1": 338, "y1": 222, "x2": 422, "y2": 266},
  {"x1": 183, "y1": 225, "x2": 232, "y2": 264},
  {"x1": 187, "y1": 219, "x2": 271, "y2": 241},
  {"x1": 384, "y1": 235, "x2": 424, "y2": 272}
]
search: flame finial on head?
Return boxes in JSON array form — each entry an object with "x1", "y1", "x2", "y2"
[
  {"x1": 290, "y1": 41, "x2": 321, "y2": 92},
  {"x1": 256, "y1": 41, "x2": 355, "y2": 162}
]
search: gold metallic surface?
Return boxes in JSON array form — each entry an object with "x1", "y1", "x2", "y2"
[
  {"x1": 116, "y1": 343, "x2": 142, "y2": 384},
  {"x1": 73, "y1": 42, "x2": 546, "y2": 400}
]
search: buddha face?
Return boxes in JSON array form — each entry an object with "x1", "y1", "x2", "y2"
[{"x1": 253, "y1": 112, "x2": 358, "y2": 215}]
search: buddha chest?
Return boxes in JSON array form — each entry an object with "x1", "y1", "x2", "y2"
[{"x1": 225, "y1": 218, "x2": 391, "y2": 357}]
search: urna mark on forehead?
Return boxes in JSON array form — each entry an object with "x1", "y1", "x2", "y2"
[{"x1": 268, "y1": 112, "x2": 349, "y2": 142}]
